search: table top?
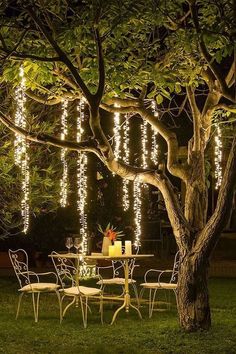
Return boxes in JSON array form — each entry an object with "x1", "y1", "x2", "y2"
[
  {"x1": 86, "y1": 254, "x2": 154, "y2": 260},
  {"x1": 49, "y1": 253, "x2": 154, "y2": 260}
]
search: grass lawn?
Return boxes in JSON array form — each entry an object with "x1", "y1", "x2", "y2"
[{"x1": 0, "y1": 277, "x2": 235, "y2": 354}]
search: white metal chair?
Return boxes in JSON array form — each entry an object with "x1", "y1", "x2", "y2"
[
  {"x1": 96, "y1": 246, "x2": 140, "y2": 305},
  {"x1": 140, "y1": 251, "x2": 180, "y2": 318},
  {"x1": 8, "y1": 248, "x2": 61, "y2": 322},
  {"x1": 51, "y1": 252, "x2": 103, "y2": 328}
]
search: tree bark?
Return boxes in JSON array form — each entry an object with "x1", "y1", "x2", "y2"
[{"x1": 177, "y1": 252, "x2": 211, "y2": 331}]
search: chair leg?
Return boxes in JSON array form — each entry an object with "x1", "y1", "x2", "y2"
[
  {"x1": 31, "y1": 293, "x2": 38, "y2": 323},
  {"x1": 132, "y1": 283, "x2": 140, "y2": 308},
  {"x1": 150, "y1": 289, "x2": 157, "y2": 318},
  {"x1": 62, "y1": 296, "x2": 76, "y2": 319},
  {"x1": 36, "y1": 292, "x2": 40, "y2": 321},
  {"x1": 100, "y1": 295, "x2": 104, "y2": 325},
  {"x1": 84, "y1": 297, "x2": 88, "y2": 328},
  {"x1": 55, "y1": 290, "x2": 62, "y2": 322},
  {"x1": 16, "y1": 292, "x2": 24, "y2": 320},
  {"x1": 80, "y1": 296, "x2": 85, "y2": 327},
  {"x1": 148, "y1": 289, "x2": 152, "y2": 318}
]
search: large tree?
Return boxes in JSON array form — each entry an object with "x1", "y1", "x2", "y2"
[{"x1": 0, "y1": 0, "x2": 236, "y2": 331}]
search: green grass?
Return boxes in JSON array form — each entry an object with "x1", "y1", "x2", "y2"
[{"x1": 0, "y1": 277, "x2": 236, "y2": 354}]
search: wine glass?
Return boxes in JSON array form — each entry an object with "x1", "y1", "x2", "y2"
[
  {"x1": 74, "y1": 237, "x2": 81, "y2": 254},
  {"x1": 65, "y1": 237, "x2": 73, "y2": 253}
]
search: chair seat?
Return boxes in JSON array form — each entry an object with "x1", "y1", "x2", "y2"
[
  {"x1": 63, "y1": 286, "x2": 101, "y2": 296},
  {"x1": 97, "y1": 277, "x2": 136, "y2": 285},
  {"x1": 19, "y1": 283, "x2": 60, "y2": 292},
  {"x1": 140, "y1": 282, "x2": 177, "y2": 290}
]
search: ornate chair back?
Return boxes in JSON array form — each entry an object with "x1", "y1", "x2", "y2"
[
  {"x1": 170, "y1": 251, "x2": 180, "y2": 284},
  {"x1": 8, "y1": 249, "x2": 30, "y2": 289},
  {"x1": 50, "y1": 252, "x2": 77, "y2": 289}
]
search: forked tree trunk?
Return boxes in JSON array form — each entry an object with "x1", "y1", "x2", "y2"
[{"x1": 177, "y1": 252, "x2": 211, "y2": 331}]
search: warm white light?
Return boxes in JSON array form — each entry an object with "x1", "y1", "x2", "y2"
[
  {"x1": 133, "y1": 179, "x2": 141, "y2": 248},
  {"x1": 151, "y1": 100, "x2": 159, "y2": 165},
  {"x1": 14, "y1": 66, "x2": 30, "y2": 233},
  {"x1": 122, "y1": 114, "x2": 130, "y2": 210},
  {"x1": 214, "y1": 123, "x2": 222, "y2": 189},
  {"x1": 77, "y1": 99, "x2": 88, "y2": 255},
  {"x1": 113, "y1": 105, "x2": 121, "y2": 160},
  {"x1": 60, "y1": 100, "x2": 68, "y2": 207},
  {"x1": 141, "y1": 119, "x2": 148, "y2": 168}
]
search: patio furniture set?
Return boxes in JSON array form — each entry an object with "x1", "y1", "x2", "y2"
[{"x1": 8, "y1": 249, "x2": 179, "y2": 328}]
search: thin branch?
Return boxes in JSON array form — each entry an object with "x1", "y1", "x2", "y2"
[
  {"x1": 26, "y1": 6, "x2": 93, "y2": 105},
  {"x1": 194, "y1": 136, "x2": 236, "y2": 257},
  {"x1": 0, "y1": 110, "x2": 99, "y2": 155},
  {"x1": 190, "y1": 2, "x2": 235, "y2": 102},
  {"x1": 94, "y1": 27, "x2": 105, "y2": 105},
  {"x1": 0, "y1": 48, "x2": 61, "y2": 62}
]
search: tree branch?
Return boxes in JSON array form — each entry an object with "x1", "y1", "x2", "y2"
[
  {"x1": 190, "y1": 2, "x2": 235, "y2": 102},
  {"x1": 194, "y1": 136, "x2": 236, "y2": 257},
  {"x1": 0, "y1": 110, "x2": 99, "y2": 155},
  {"x1": 26, "y1": 6, "x2": 93, "y2": 105},
  {"x1": 94, "y1": 27, "x2": 105, "y2": 104},
  {"x1": 25, "y1": 90, "x2": 78, "y2": 105},
  {"x1": 186, "y1": 86, "x2": 201, "y2": 151}
]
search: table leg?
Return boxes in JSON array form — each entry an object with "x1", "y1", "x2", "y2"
[{"x1": 110, "y1": 259, "x2": 142, "y2": 324}]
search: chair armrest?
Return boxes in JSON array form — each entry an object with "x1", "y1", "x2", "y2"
[
  {"x1": 157, "y1": 270, "x2": 173, "y2": 284},
  {"x1": 36, "y1": 271, "x2": 59, "y2": 284},
  {"x1": 21, "y1": 271, "x2": 58, "y2": 284},
  {"x1": 144, "y1": 269, "x2": 162, "y2": 283}
]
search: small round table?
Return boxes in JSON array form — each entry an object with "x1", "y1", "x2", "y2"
[{"x1": 86, "y1": 254, "x2": 154, "y2": 324}]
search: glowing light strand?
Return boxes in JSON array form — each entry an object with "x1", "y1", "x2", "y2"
[
  {"x1": 60, "y1": 100, "x2": 69, "y2": 207},
  {"x1": 214, "y1": 122, "x2": 222, "y2": 189},
  {"x1": 122, "y1": 115, "x2": 130, "y2": 210},
  {"x1": 77, "y1": 99, "x2": 88, "y2": 254},
  {"x1": 14, "y1": 66, "x2": 30, "y2": 233},
  {"x1": 113, "y1": 106, "x2": 121, "y2": 160},
  {"x1": 141, "y1": 119, "x2": 148, "y2": 168},
  {"x1": 133, "y1": 180, "x2": 142, "y2": 248},
  {"x1": 151, "y1": 100, "x2": 159, "y2": 165}
]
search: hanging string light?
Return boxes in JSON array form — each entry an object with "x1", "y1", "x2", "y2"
[
  {"x1": 141, "y1": 119, "x2": 148, "y2": 168},
  {"x1": 122, "y1": 114, "x2": 130, "y2": 210},
  {"x1": 214, "y1": 122, "x2": 223, "y2": 189},
  {"x1": 151, "y1": 100, "x2": 159, "y2": 165},
  {"x1": 133, "y1": 179, "x2": 142, "y2": 248},
  {"x1": 60, "y1": 100, "x2": 69, "y2": 207},
  {"x1": 14, "y1": 66, "x2": 30, "y2": 233},
  {"x1": 113, "y1": 105, "x2": 121, "y2": 160},
  {"x1": 77, "y1": 99, "x2": 88, "y2": 254}
]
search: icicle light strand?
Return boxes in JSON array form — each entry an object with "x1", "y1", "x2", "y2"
[
  {"x1": 113, "y1": 105, "x2": 121, "y2": 160},
  {"x1": 77, "y1": 99, "x2": 88, "y2": 254},
  {"x1": 151, "y1": 100, "x2": 159, "y2": 165},
  {"x1": 60, "y1": 100, "x2": 69, "y2": 207},
  {"x1": 133, "y1": 180, "x2": 142, "y2": 248},
  {"x1": 122, "y1": 115, "x2": 130, "y2": 210},
  {"x1": 141, "y1": 119, "x2": 148, "y2": 168},
  {"x1": 14, "y1": 66, "x2": 30, "y2": 233},
  {"x1": 214, "y1": 123, "x2": 222, "y2": 189}
]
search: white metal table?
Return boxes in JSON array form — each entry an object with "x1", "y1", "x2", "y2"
[{"x1": 86, "y1": 254, "x2": 154, "y2": 324}]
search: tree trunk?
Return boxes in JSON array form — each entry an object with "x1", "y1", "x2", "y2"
[{"x1": 177, "y1": 253, "x2": 211, "y2": 331}]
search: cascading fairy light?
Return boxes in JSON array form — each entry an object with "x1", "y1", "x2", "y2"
[
  {"x1": 133, "y1": 179, "x2": 142, "y2": 248},
  {"x1": 122, "y1": 114, "x2": 130, "y2": 210},
  {"x1": 214, "y1": 122, "x2": 223, "y2": 189},
  {"x1": 77, "y1": 99, "x2": 88, "y2": 254},
  {"x1": 141, "y1": 119, "x2": 148, "y2": 168},
  {"x1": 14, "y1": 66, "x2": 30, "y2": 233},
  {"x1": 151, "y1": 100, "x2": 159, "y2": 165},
  {"x1": 113, "y1": 105, "x2": 121, "y2": 160},
  {"x1": 60, "y1": 99, "x2": 69, "y2": 207}
]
